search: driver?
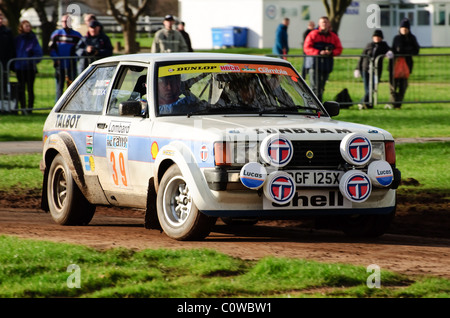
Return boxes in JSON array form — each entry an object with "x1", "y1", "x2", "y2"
[{"x1": 158, "y1": 75, "x2": 196, "y2": 115}]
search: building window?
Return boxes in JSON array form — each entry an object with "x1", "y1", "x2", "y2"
[
  {"x1": 380, "y1": 5, "x2": 390, "y2": 26},
  {"x1": 434, "y1": 4, "x2": 445, "y2": 25},
  {"x1": 399, "y1": 12, "x2": 414, "y2": 26},
  {"x1": 418, "y1": 10, "x2": 430, "y2": 26}
]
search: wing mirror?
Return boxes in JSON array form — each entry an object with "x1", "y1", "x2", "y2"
[{"x1": 323, "y1": 101, "x2": 340, "y2": 117}]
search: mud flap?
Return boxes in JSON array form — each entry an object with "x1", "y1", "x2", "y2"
[{"x1": 144, "y1": 178, "x2": 162, "y2": 230}]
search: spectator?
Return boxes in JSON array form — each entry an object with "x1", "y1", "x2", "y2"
[
  {"x1": 301, "y1": 20, "x2": 315, "y2": 78},
  {"x1": 354, "y1": 29, "x2": 392, "y2": 109},
  {"x1": 76, "y1": 20, "x2": 113, "y2": 71},
  {"x1": 151, "y1": 15, "x2": 188, "y2": 53},
  {"x1": 78, "y1": 13, "x2": 97, "y2": 36},
  {"x1": 14, "y1": 20, "x2": 43, "y2": 114},
  {"x1": 177, "y1": 22, "x2": 193, "y2": 52},
  {"x1": 272, "y1": 18, "x2": 289, "y2": 57},
  {"x1": 386, "y1": 18, "x2": 420, "y2": 109},
  {"x1": 0, "y1": 12, "x2": 15, "y2": 97},
  {"x1": 303, "y1": 16, "x2": 343, "y2": 102},
  {"x1": 49, "y1": 14, "x2": 82, "y2": 100}
]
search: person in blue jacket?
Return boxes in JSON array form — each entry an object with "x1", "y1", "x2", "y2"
[
  {"x1": 49, "y1": 14, "x2": 81, "y2": 100},
  {"x1": 14, "y1": 20, "x2": 43, "y2": 114},
  {"x1": 272, "y1": 18, "x2": 289, "y2": 57}
]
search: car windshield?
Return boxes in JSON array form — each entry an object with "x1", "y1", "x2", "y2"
[{"x1": 156, "y1": 62, "x2": 323, "y2": 116}]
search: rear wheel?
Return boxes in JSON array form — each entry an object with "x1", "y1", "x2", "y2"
[
  {"x1": 47, "y1": 154, "x2": 95, "y2": 225},
  {"x1": 157, "y1": 165, "x2": 215, "y2": 240}
]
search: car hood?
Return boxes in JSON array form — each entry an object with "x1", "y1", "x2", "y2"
[{"x1": 156, "y1": 114, "x2": 393, "y2": 142}]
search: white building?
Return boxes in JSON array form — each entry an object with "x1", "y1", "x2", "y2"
[{"x1": 179, "y1": 0, "x2": 450, "y2": 50}]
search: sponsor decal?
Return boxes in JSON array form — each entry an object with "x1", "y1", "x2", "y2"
[
  {"x1": 86, "y1": 135, "x2": 93, "y2": 154},
  {"x1": 260, "y1": 134, "x2": 293, "y2": 167},
  {"x1": 106, "y1": 121, "x2": 131, "y2": 189},
  {"x1": 55, "y1": 114, "x2": 81, "y2": 129},
  {"x1": 340, "y1": 133, "x2": 372, "y2": 166},
  {"x1": 239, "y1": 162, "x2": 267, "y2": 190},
  {"x1": 254, "y1": 128, "x2": 352, "y2": 134},
  {"x1": 241, "y1": 65, "x2": 257, "y2": 72},
  {"x1": 108, "y1": 121, "x2": 131, "y2": 134},
  {"x1": 151, "y1": 141, "x2": 159, "y2": 160},
  {"x1": 84, "y1": 156, "x2": 95, "y2": 172},
  {"x1": 264, "y1": 190, "x2": 352, "y2": 210},
  {"x1": 264, "y1": 172, "x2": 296, "y2": 204},
  {"x1": 158, "y1": 63, "x2": 298, "y2": 77},
  {"x1": 219, "y1": 64, "x2": 240, "y2": 72},
  {"x1": 159, "y1": 64, "x2": 220, "y2": 76},
  {"x1": 339, "y1": 170, "x2": 372, "y2": 203},
  {"x1": 200, "y1": 145, "x2": 208, "y2": 162},
  {"x1": 368, "y1": 160, "x2": 393, "y2": 187}
]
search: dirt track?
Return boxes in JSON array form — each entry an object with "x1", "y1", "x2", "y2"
[
  {"x1": 0, "y1": 139, "x2": 449, "y2": 279},
  {"x1": 1, "y1": 192, "x2": 449, "y2": 279}
]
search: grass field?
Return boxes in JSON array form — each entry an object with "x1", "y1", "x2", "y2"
[{"x1": 1, "y1": 236, "x2": 448, "y2": 298}]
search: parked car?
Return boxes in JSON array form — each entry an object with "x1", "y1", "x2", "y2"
[{"x1": 41, "y1": 53, "x2": 401, "y2": 240}]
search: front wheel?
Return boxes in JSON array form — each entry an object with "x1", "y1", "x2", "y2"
[
  {"x1": 47, "y1": 154, "x2": 95, "y2": 225},
  {"x1": 157, "y1": 165, "x2": 215, "y2": 240}
]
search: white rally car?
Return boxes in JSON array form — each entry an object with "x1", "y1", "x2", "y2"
[{"x1": 41, "y1": 53, "x2": 400, "y2": 240}]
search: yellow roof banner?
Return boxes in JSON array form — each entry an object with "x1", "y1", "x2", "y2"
[{"x1": 158, "y1": 63, "x2": 298, "y2": 77}]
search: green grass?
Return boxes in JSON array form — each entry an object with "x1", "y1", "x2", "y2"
[
  {"x1": 0, "y1": 114, "x2": 47, "y2": 141},
  {"x1": 1, "y1": 236, "x2": 448, "y2": 298},
  {"x1": 335, "y1": 103, "x2": 450, "y2": 138},
  {"x1": 396, "y1": 142, "x2": 450, "y2": 193},
  {"x1": 0, "y1": 154, "x2": 43, "y2": 192}
]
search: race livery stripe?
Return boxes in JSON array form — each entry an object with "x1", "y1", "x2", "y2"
[{"x1": 158, "y1": 63, "x2": 298, "y2": 77}]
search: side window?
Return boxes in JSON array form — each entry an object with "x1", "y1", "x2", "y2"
[
  {"x1": 61, "y1": 66, "x2": 116, "y2": 113},
  {"x1": 107, "y1": 66, "x2": 148, "y2": 116}
]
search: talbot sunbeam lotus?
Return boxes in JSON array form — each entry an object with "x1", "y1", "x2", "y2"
[{"x1": 41, "y1": 53, "x2": 401, "y2": 240}]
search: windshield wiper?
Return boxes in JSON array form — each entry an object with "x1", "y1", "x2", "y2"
[{"x1": 258, "y1": 105, "x2": 319, "y2": 115}]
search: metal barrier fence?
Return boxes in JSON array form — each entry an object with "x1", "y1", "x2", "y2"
[
  {"x1": 268, "y1": 53, "x2": 450, "y2": 108},
  {"x1": 1, "y1": 54, "x2": 450, "y2": 114},
  {"x1": 0, "y1": 56, "x2": 91, "y2": 114}
]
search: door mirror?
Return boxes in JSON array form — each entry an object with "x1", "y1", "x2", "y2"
[{"x1": 323, "y1": 101, "x2": 340, "y2": 117}]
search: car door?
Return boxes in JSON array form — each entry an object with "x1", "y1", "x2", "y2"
[
  {"x1": 94, "y1": 63, "x2": 153, "y2": 208},
  {"x1": 55, "y1": 64, "x2": 117, "y2": 194}
]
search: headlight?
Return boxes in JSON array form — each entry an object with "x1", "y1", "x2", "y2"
[
  {"x1": 371, "y1": 142, "x2": 385, "y2": 161},
  {"x1": 214, "y1": 141, "x2": 259, "y2": 167},
  {"x1": 371, "y1": 141, "x2": 396, "y2": 165}
]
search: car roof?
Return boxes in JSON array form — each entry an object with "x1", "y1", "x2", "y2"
[{"x1": 93, "y1": 53, "x2": 288, "y2": 66}]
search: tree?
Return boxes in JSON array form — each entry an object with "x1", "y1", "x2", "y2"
[
  {"x1": 322, "y1": 0, "x2": 352, "y2": 34},
  {"x1": 0, "y1": 0, "x2": 30, "y2": 36},
  {"x1": 107, "y1": 0, "x2": 151, "y2": 54},
  {"x1": 32, "y1": 0, "x2": 58, "y2": 54}
]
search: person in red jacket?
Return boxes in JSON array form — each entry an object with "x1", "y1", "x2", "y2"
[{"x1": 303, "y1": 16, "x2": 343, "y2": 102}]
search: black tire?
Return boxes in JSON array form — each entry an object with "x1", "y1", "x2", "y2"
[
  {"x1": 341, "y1": 209, "x2": 395, "y2": 238},
  {"x1": 157, "y1": 165, "x2": 215, "y2": 240},
  {"x1": 47, "y1": 154, "x2": 95, "y2": 225}
]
